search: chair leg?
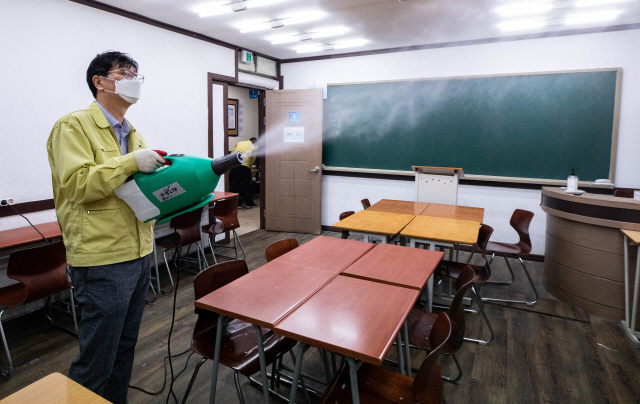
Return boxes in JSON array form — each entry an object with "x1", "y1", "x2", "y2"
[
  {"x1": 146, "y1": 281, "x2": 157, "y2": 305},
  {"x1": 181, "y1": 357, "x2": 207, "y2": 404},
  {"x1": 160, "y1": 250, "x2": 175, "y2": 294},
  {"x1": 234, "y1": 230, "x2": 246, "y2": 260},
  {"x1": 198, "y1": 242, "x2": 209, "y2": 271},
  {"x1": 0, "y1": 310, "x2": 13, "y2": 378},
  {"x1": 441, "y1": 353, "x2": 463, "y2": 383},
  {"x1": 234, "y1": 371, "x2": 246, "y2": 404},
  {"x1": 482, "y1": 254, "x2": 538, "y2": 305},
  {"x1": 484, "y1": 252, "x2": 514, "y2": 285},
  {"x1": 464, "y1": 285, "x2": 495, "y2": 345},
  {"x1": 207, "y1": 236, "x2": 218, "y2": 265}
]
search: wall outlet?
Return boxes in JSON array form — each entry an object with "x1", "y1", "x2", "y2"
[{"x1": 1, "y1": 198, "x2": 14, "y2": 205}]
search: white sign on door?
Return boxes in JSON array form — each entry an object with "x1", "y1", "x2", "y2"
[{"x1": 284, "y1": 127, "x2": 305, "y2": 143}]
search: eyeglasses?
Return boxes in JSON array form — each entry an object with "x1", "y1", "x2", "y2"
[{"x1": 107, "y1": 69, "x2": 144, "y2": 83}]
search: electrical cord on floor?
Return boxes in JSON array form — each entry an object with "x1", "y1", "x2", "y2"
[
  {"x1": 128, "y1": 348, "x2": 193, "y2": 397},
  {"x1": 165, "y1": 228, "x2": 182, "y2": 404},
  {"x1": 128, "y1": 229, "x2": 190, "y2": 404}
]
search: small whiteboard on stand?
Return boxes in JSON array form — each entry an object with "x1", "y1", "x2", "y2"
[{"x1": 413, "y1": 166, "x2": 464, "y2": 205}]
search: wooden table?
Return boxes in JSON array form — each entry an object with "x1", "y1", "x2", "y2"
[
  {"x1": 274, "y1": 276, "x2": 420, "y2": 404},
  {"x1": 194, "y1": 237, "x2": 375, "y2": 403},
  {"x1": 421, "y1": 203, "x2": 484, "y2": 223},
  {"x1": 332, "y1": 210, "x2": 415, "y2": 243},
  {"x1": 341, "y1": 243, "x2": 443, "y2": 290},
  {"x1": 368, "y1": 199, "x2": 430, "y2": 215},
  {"x1": 401, "y1": 216, "x2": 480, "y2": 311},
  {"x1": 0, "y1": 372, "x2": 109, "y2": 404},
  {"x1": 0, "y1": 222, "x2": 61, "y2": 253},
  {"x1": 621, "y1": 229, "x2": 640, "y2": 348},
  {"x1": 195, "y1": 261, "x2": 336, "y2": 404},
  {"x1": 273, "y1": 235, "x2": 374, "y2": 274}
]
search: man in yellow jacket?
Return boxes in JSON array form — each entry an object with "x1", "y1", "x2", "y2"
[
  {"x1": 230, "y1": 138, "x2": 258, "y2": 208},
  {"x1": 47, "y1": 51, "x2": 167, "y2": 404}
]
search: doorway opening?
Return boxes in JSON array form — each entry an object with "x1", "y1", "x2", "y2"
[{"x1": 227, "y1": 84, "x2": 264, "y2": 236}]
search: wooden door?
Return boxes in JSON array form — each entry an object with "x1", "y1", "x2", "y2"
[{"x1": 265, "y1": 89, "x2": 323, "y2": 234}]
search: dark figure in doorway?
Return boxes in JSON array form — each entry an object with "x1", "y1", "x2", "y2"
[{"x1": 230, "y1": 137, "x2": 257, "y2": 208}]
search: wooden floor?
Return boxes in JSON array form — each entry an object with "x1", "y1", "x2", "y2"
[{"x1": 0, "y1": 230, "x2": 639, "y2": 403}]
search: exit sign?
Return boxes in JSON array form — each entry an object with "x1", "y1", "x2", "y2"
[{"x1": 241, "y1": 50, "x2": 253, "y2": 63}]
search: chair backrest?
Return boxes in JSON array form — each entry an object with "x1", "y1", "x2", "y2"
[
  {"x1": 7, "y1": 241, "x2": 69, "y2": 304},
  {"x1": 614, "y1": 188, "x2": 635, "y2": 198},
  {"x1": 509, "y1": 209, "x2": 534, "y2": 255},
  {"x1": 447, "y1": 265, "x2": 475, "y2": 351},
  {"x1": 265, "y1": 238, "x2": 299, "y2": 262},
  {"x1": 361, "y1": 199, "x2": 371, "y2": 209},
  {"x1": 169, "y1": 207, "x2": 205, "y2": 247},
  {"x1": 339, "y1": 211, "x2": 355, "y2": 239},
  {"x1": 211, "y1": 196, "x2": 240, "y2": 232},
  {"x1": 476, "y1": 224, "x2": 494, "y2": 278},
  {"x1": 412, "y1": 312, "x2": 451, "y2": 404},
  {"x1": 192, "y1": 260, "x2": 249, "y2": 326}
]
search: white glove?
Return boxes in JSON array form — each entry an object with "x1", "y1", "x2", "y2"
[{"x1": 134, "y1": 149, "x2": 166, "y2": 173}]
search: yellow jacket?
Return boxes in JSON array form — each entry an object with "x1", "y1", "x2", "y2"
[
  {"x1": 47, "y1": 102, "x2": 154, "y2": 267},
  {"x1": 231, "y1": 140, "x2": 257, "y2": 168}
]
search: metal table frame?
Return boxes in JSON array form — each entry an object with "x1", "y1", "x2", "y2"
[
  {"x1": 287, "y1": 321, "x2": 412, "y2": 404},
  {"x1": 621, "y1": 233, "x2": 640, "y2": 349}
]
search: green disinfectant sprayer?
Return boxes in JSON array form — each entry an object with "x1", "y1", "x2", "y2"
[{"x1": 115, "y1": 152, "x2": 244, "y2": 223}]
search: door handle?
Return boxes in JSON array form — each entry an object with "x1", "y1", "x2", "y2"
[{"x1": 309, "y1": 166, "x2": 320, "y2": 173}]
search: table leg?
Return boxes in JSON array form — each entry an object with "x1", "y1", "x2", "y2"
[
  {"x1": 289, "y1": 343, "x2": 307, "y2": 404},
  {"x1": 410, "y1": 239, "x2": 416, "y2": 248},
  {"x1": 209, "y1": 315, "x2": 225, "y2": 404},
  {"x1": 346, "y1": 357, "x2": 360, "y2": 404},
  {"x1": 624, "y1": 236, "x2": 630, "y2": 325},
  {"x1": 402, "y1": 321, "x2": 412, "y2": 376},
  {"x1": 395, "y1": 333, "x2": 405, "y2": 375},
  {"x1": 383, "y1": 235, "x2": 389, "y2": 244},
  {"x1": 253, "y1": 325, "x2": 271, "y2": 404},
  {"x1": 631, "y1": 248, "x2": 640, "y2": 333}
]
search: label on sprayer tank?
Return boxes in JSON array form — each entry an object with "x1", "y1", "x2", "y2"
[{"x1": 153, "y1": 182, "x2": 186, "y2": 202}]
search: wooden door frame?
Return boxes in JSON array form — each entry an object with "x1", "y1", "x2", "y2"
[{"x1": 207, "y1": 69, "x2": 271, "y2": 230}]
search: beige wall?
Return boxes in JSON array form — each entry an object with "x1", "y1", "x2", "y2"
[{"x1": 228, "y1": 86, "x2": 260, "y2": 152}]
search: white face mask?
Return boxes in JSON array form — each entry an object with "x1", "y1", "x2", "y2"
[{"x1": 103, "y1": 77, "x2": 142, "y2": 104}]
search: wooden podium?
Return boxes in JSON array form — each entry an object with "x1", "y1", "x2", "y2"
[{"x1": 412, "y1": 166, "x2": 464, "y2": 205}]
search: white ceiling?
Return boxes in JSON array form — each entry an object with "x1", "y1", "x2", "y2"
[{"x1": 94, "y1": 0, "x2": 640, "y2": 60}]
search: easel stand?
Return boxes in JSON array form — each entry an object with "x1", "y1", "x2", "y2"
[{"x1": 413, "y1": 166, "x2": 464, "y2": 205}]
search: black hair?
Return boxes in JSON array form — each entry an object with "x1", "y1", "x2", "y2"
[
  {"x1": 86, "y1": 51, "x2": 139, "y2": 98},
  {"x1": 250, "y1": 137, "x2": 258, "y2": 142}
]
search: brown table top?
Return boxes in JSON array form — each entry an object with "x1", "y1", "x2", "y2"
[
  {"x1": 421, "y1": 203, "x2": 484, "y2": 223},
  {"x1": 274, "y1": 236, "x2": 375, "y2": 274},
  {"x1": 401, "y1": 216, "x2": 480, "y2": 245},
  {"x1": 341, "y1": 243, "x2": 444, "y2": 290},
  {"x1": 274, "y1": 276, "x2": 420, "y2": 365},
  {"x1": 194, "y1": 261, "x2": 336, "y2": 328},
  {"x1": 0, "y1": 222, "x2": 62, "y2": 251},
  {"x1": 368, "y1": 199, "x2": 430, "y2": 215},
  {"x1": 210, "y1": 191, "x2": 239, "y2": 202},
  {"x1": 332, "y1": 210, "x2": 415, "y2": 236},
  {"x1": 0, "y1": 372, "x2": 109, "y2": 404},
  {"x1": 622, "y1": 229, "x2": 640, "y2": 245}
]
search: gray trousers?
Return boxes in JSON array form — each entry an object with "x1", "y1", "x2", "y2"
[{"x1": 68, "y1": 255, "x2": 151, "y2": 404}]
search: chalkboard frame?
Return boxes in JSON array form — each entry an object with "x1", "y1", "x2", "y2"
[{"x1": 323, "y1": 68, "x2": 622, "y2": 188}]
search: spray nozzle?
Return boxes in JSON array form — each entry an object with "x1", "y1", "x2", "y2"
[
  {"x1": 211, "y1": 152, "x2": 244, "y2": 175},
  {"x1": 571, "y1": 168, "x2": 577, "y2": 176}
]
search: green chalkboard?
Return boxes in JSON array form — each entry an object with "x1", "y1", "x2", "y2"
[{"x1": 323, "y1": 69, "x2": 620, "y2": 182}]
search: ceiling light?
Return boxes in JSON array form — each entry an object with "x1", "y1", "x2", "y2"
[
  {"x1": 270, "y1": 26, "x2": 349, "y2": 44},
  {"x1": 497, "y1": 18, "x2": 548, "y2": 31},
  {"x1": 575, "y1": 0, "x2": 630, "y2": 6},
  {"x1": 198, "y1": 0, "x2": 287, "y2": 17},
  {"x1": 565, "y1": 9, "x2": 622, "y2": 24},
  {"x1": 495, "y1": 1, "x2": 554, "y2": 17},
  {"x1": 240, "y1": 11, "x2": 326, "y2": 33},
  {"x1": 296, "y1": 39, "x2": 368, "y2": 53},
  {"x1": 230, "y1": 2, "x2": 247, "y2": 11}
]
